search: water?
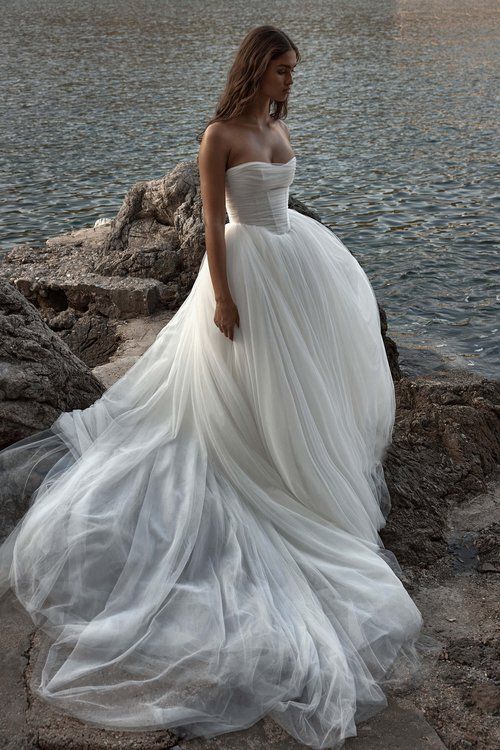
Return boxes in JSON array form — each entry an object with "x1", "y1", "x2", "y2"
[{"x1": 1, "y1": 0, "x2": 498, "y2": 377}]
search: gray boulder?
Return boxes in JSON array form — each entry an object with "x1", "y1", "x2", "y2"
[{"x1": 0, "y1": 281, "x2": 104, "y2": 449}]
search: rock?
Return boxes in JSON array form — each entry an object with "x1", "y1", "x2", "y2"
[
  {"x1": 0, "y1": 281, "x2": 104, "y2": 450},
  {"x1": 378, "y1": 302, "x2": 401, "y2": 380},
  {"x1": 381, "y1": 370, "x2": 500, "y2": 568},
  {"x1": 42, "y1": 305, "x2": 120, "y2": 367},
  {"x1": 90, "y1": 310, "x2": 174, "y2": 388},
  {"x1": 48, "y1": 307, "x2": 77, "y2": 331},
  {"x1": 95, "y1": 218, "x2": 181, "y2": 283},
  {"x1": 4, "y1": 269, "x2": 171, "y2": 320},
  {"x1": 56, "y1": 312, "x2": 120, "y2": 368},
  {"x1": 464, "y1": 683, "x2": 500, "y2": 715},
  {"x1": 98, "y1": 161, "x2": 202, "y2": 287},
  {"x1": 446, "y1": 636, "x2": 500, "y2": 675}
]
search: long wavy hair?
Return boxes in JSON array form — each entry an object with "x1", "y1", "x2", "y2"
[{"x1": 195, "y1": 25, "x2": 300, "y2": 144}]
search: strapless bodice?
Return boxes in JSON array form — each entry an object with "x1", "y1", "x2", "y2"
[{"x1": 225, "y1": 156, "x2": 296, "y2": 235}]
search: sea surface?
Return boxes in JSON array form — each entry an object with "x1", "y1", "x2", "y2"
[{"x1": 1, "y1": 0, "x2": 498, "y2": 377}]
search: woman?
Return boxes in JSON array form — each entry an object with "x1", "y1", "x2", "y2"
[{"x1": 0, "y1": 25, "x2": 441, "y2": 750}]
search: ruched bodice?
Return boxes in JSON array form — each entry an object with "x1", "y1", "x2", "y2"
[{"x1": 225, "y1": 156, "x2": 296, "y2": 234}]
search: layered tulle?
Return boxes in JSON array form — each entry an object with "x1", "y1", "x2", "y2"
[{"x1": 0, "y1": 162, "x2": 442, "y2": 748}]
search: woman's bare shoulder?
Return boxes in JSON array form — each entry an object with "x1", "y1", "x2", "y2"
[
  {"x1": 203, "y1": 121, "x2": 243, "y2": 154},
  {"x1": 200, "y1": 120, "x2": 246, "y2": 166},
  {"x1": 201, "y1": 120, "x2": 232, "y2": 148}
]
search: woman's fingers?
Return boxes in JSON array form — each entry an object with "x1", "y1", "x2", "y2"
[
  {"x1": 224, "y1": 324, "x2": 234, "y2": 340},
  {"x1": 213, "y1": 303, "x2": 239, "y2": 340}
]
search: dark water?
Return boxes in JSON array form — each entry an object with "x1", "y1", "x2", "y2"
[{"x1": 1, "y1": 0, "x2": 498, "y2": 377}]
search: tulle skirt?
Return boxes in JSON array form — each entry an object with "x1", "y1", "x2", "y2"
[{"x1": 0, "y1": 209, "x2": 442, "y2": 748}]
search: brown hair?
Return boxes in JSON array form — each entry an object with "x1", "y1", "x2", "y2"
[{"x1": 196, "y1": 25, "x2": 300, "y2": 144}]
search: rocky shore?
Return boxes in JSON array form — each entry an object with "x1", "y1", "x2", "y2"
[{"x1": 0, "y1": 159, "x2": 498, "y2": 750}]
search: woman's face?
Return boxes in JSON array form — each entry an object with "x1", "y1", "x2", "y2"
[{"x1": 261, "y1": 50, "x2": 297, "y2": 102}]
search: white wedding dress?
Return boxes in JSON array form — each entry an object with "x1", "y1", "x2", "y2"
[{"x1": 0, "y1": 156, "x2": 441, "y2": 748}]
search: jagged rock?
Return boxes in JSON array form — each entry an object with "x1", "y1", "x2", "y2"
[
  {"x1": 381, "y1": 370, "x2": 500, "y2": 568},
  {"x1": 56, "y1": 312, "x2": 120, "y2": 368},
  {"x1": 464, "y1": 683, "x2": 500, "y2": 715},
  {"x1": 0, "y1": 281, "x2": 104, "y2": 449},
  {"x1": 94, "y1": 218, "x2": 180, "y2": 283},
  {"x1": 99, "y1": 161, "x2": 204, "y2": 284},
  {"x1": 41, "y1": 306, "x2": 120, "y2": 367},
  {"x1": 47, "y1": 307, "x2": 78, "y2": 331},
  {"x1": 4, "y1": 272, "x2": 171, "y2": 319}
]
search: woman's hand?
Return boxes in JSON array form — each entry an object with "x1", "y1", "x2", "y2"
[{"x1": 214, "y1": 297, "x2": 240, "y2": 341}]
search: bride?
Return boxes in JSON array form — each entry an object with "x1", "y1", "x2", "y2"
[{"x1": 0, "y1": 25, "x2": 441, "y2": 750}]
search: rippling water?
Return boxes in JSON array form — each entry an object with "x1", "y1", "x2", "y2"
[{"x1": 1, "y1": 0, "x2": 498, "y2": 377}]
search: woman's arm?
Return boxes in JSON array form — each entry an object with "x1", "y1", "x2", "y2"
[{"x1": 198, "y1": 123, "x2": 240, "y2": 341}]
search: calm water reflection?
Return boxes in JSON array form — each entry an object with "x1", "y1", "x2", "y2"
[{"x1": 0, "y1": 0, "x2": 498, "y2": 376}]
